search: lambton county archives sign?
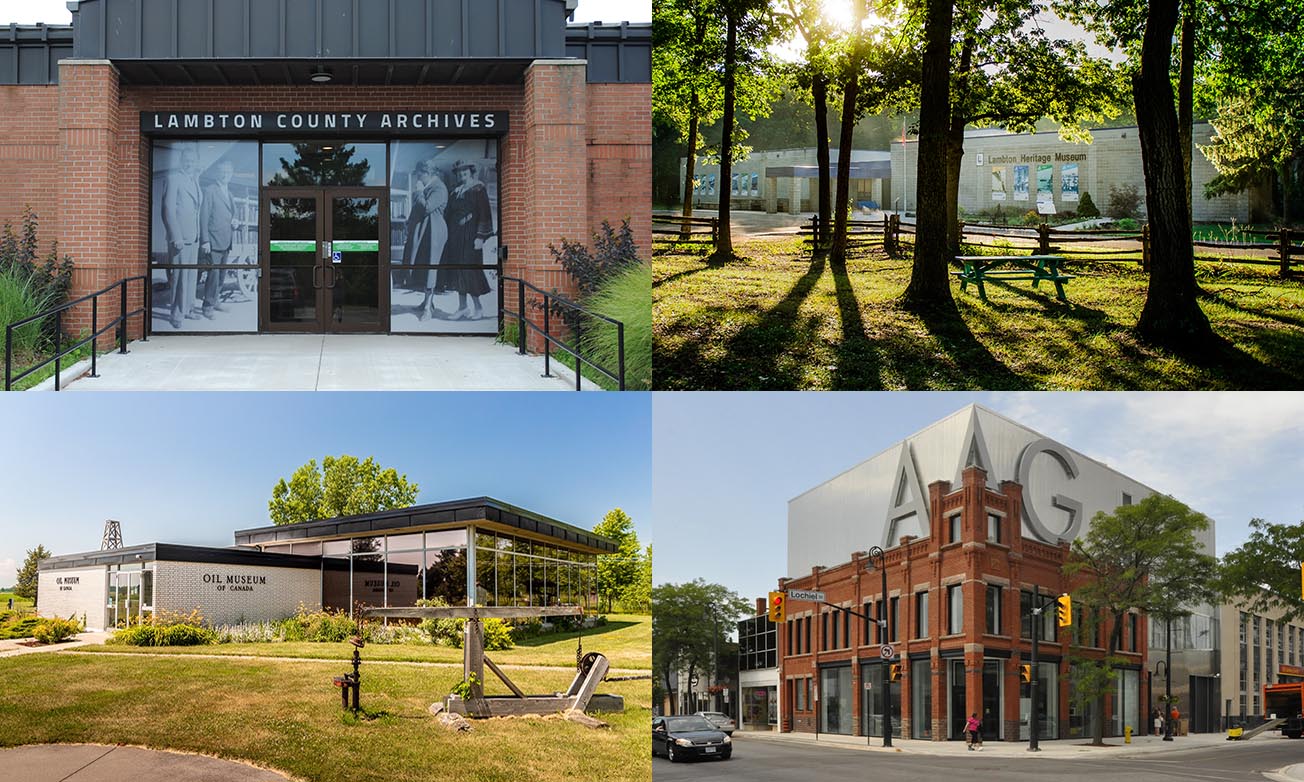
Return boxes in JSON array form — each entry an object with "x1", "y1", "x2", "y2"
[{"x1": 141, "y1": 111, "x2": 509, "y2": 137}]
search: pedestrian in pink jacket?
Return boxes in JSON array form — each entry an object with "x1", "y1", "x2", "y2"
[{"x1": 965, "y1": 713, "x2": 983, "y2": 750}]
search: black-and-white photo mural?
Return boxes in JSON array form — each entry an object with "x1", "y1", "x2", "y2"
[
  {"x1": 150, "y1": 140, "x2": 259, "y2": 333},
  {"x1": 389, "y1": 139, "x2": 499, "y2": 334}
]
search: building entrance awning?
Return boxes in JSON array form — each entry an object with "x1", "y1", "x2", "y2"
[{"x1": 765, "y1": 161, "x2": 892, "y2": 180}]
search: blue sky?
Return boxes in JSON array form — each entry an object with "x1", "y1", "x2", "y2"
[
  {"x1": 3, "y1": 0, "x2": 651, "y2": 25},
  {"x1": 654, "y1": 392, "x2": 1304, "y2": 610},
  {"x1": 0, "y1": 393, "x2": 651, "y2": 585}
]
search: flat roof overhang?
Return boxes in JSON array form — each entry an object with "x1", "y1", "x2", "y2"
[
  {"x1": 112, "y1": 57, "x2": 534, "y2": 86},
  {"x1": 232, "y1": 496, "x2": 617, "y2": 554},
  {"x1": 765, "y1": 161, "x2": 892, "y2": 180},
  {"x1": 37, "y1": 542, "x2": 323, "y2": 572}
]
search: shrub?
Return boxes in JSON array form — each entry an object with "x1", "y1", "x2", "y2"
[
  {"x1": 0, "y1": 613, "x2": 42, "y2": 640},
  {"x1": 1116, "y1": 217, "x2": 1140, "y2": 231},
  {"x1": 549, "y1": 219, "x2": 641, "y2": 300},
  {"x1": 580, "y1": 262, "x2": 651, "y2": 390},
  {"x1": 1022, "y1": 210, "x2": 1042, "y2": 226},
  {"x1": 214, "y1": 621, "x2": 283, "y2": 644},
  {"x1": 415, "y1": 598, "x2": 513, "y2": 650},
  {"x1": 279, "y1": 606, "x2": 358, "y2": 643},
  {"x1": 111, "y1": 622, "x2": 215, "y2": 646},
  {"x1": 0, "y1": 267, "x2": 58, "y2": 354},
  {"x1": 362, "y1": 623, "x2": 427, "y2": 645},
  {"x1": 481, "y1": 619, "x2": 515, "y2": 651},
  {"x1": 0, "y1": 208, "x2": 74, "y2": 346},
  {"x1": 1106, "y1": 184, "x2": 1142, "y2": 219},
  {"x1": 1076, "y1": 191, "x2": 1100, "y2": 219},
  {"x1": 32, "y1": 616, "x2": 81, "y2": 644}
]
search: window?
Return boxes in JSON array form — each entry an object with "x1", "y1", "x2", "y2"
[
  {"x1": 1021, "y1": 590, "x2": 1058, "y2": 643},
  {"x1": 1128, "y1": 613, "x2": 1138, "y2": 652},
  {"x1": 987, "y1": 513, "x2": 1002, "y2": 544},
  {"x1": 949, "y1": 514, "x2": 962, "y2": 543},
  {"x1": 890, "y1": 596, "x2": 900, "y2": 642},
  {"x1": 915, "y1": 591, "x2": 930, "y2": 638},
  {"x1": 876, "y1": 599, "x2": 886, "y2": 643},
  {"x1": 864, "y1": 601, "x2": 873, "y2": 645},
  {"x1": 795, "y1": 679, "x2": 805, "y2": 711},
  {"x1": 822, "y1": 612, "x2": 829, "y2": 651},
  {"x1": 844, "y1": 610, "x2": 851, "y2": 649},
  {"x1": 787, "y1": 619, "x2": 794, "y2": 656},
  {"x1": 804, "y1": 616, "x2": 811, "y2": 655},
  {"x1": 1122, "y1": 492, "x2": 1133, "y2": 506},
  {"x1": 947, "y1": 584, "x2": 963, "y2": 635},
  {"x1": 804, "y1": 678, "x2": 811, "y2": 711},
  {"x1": 986, "y1": 584, "x2": 1002, "y2": 635}
]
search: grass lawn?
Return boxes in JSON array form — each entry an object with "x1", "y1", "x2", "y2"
[
  {"x1": 654, "y1": 236, "x2": 1304, "y2": 389},
  {"x1": 0, "y1": 591, "x2": 34, "y2": 610},
  {"x1": 0, "y1": 652, "x2": 650, "y2": 782},
  {"x1": 77, "y1": 614, "x2": 651, "y2": 670}
]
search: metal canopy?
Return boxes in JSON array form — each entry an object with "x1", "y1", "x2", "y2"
[{"x1": 112, "y1": 58, "x2": 531, "y2": 86}]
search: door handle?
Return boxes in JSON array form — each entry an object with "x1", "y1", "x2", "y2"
[
  {"x1": 326, "y1": 265, "x2": 337, "y2": 289},
  {"x1": 313, "y1": 265, "x2": 322, "y2": 289}
]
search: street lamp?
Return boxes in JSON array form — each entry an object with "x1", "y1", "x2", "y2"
[
  {"x1": 866, "y1": 546, "x2": 892, "y2": 748},
  {"x1": 1155, "y1": 655, "x2": 1173, "y2": 741}
]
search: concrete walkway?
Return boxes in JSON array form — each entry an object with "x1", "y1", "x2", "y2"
[
  {"x1": 0, "y1": 632, "x2": 112, "y2": 659},
  {"x1": 32, "y1": 334, "x2": 597, "y2": 391},
  {"x1": 0, "y1": 745, "x2": 292, "y2": 781},
  {"x1": 736, "y1": 727, "x2": 1271, "y2": 759}
]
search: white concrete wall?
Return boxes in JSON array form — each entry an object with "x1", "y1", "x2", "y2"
[
  {"x1": 787, "y1": 405, "x2": 1214, "y2": 578},
  {"x1": 36, "y1": 566, "x2": 108, "y2": 630},
  {"x1": 152, "y1": 560, "x2": 321, "y2": 626}
]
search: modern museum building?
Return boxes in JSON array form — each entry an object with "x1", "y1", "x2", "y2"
[
  {"x1": 0, "y1": 0, "x2": 650, "y2": 338},
  {"x1": 35, "y1": 497, "x2": 616, "y2": 630},
  {"x1": 776, "y1": 405, "x2": 1221, "y2": 742}
]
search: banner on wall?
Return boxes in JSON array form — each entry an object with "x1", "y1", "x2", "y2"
[
  {"x1": 1013, "y1": 165, "x2": 1030, "y2": 202},
  {"x1": 1060, "y1": 163, "x2": 1080, "y2": 202},
  {"x1": 150, "y1": 140, "x2": 260, "y2": 333},
  {"x1": 388, "y1": 139, "x2": 500, "y2": 335},
  {"x1": 751, "y1": 173, "x2": 760, "y2": 197},
  {"x1": 991, "y1": 166, "x2": 1008, "y2": 201},
  {"x1": 1036, "y1": 163, "x2": 1054, "y2": 203}
]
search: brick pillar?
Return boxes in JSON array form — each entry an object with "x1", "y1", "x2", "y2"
[
  {"x1": 519, "y1": 60, "x2": 587, "y2": 352},
  {"x1": 58, "y1": 61, "x2": 135, "y2": 335}
]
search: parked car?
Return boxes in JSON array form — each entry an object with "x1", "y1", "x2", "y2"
[
  {"x1": 652, "y1": 715, "x2": 732, "y2": 762},
  {"x1": 694, "y1": 711, "x2": 737, "y2": 735}
]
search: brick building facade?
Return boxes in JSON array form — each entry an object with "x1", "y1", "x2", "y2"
[{"x1": 0, "y1": 0, "x2": 649, "y2": 343}]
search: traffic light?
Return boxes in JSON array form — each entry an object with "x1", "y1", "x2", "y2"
[
  {"x1": 768, "y1": 591, "x2": 787, "y2": 623},
  {"x1": 889, "y1": 664, "x2": 901, "y2": 682},
  {"x1": 1056, "y1": 594, "x2": 1072, "y2": 627},
  {"x1": 1020, "y1": 664, "x2": 1032, "y2": 684}
]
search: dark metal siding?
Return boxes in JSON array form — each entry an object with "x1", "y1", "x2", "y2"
[
  {"x1": 565, "y1": 23, "x2": 650, "y2": 83},
  {"x1": 0, "y1": 24, "x2": 74, "y2": 84}
]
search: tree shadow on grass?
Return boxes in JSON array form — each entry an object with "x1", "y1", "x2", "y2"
[
  {"x1": 512, "y1": 620, "x2": 639, "y2": 648},
  {"x1": 829, "y1": 262, "x2": 884, "y2": 389},
  {"x1": 901, "y1": 298, "x2": 1030, "y2": 389},
  {"x1": 1165, "y1": 330, "x2": 1303, "y2": 388},
  {"x1": 653, "y1": 264, "x2": 714, "y2": 290},
  {"x1": 1199, "y1": 290, "x2": 1304, "y2": 331},
  {"x1": 713, "y1": 257, "x2": 829, "y2": 389}
]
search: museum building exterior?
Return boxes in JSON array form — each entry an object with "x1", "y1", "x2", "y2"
[
  {"x1": 777, "y1": 405, "x2": 1219, "y2": 742},
  {"x1": 36, "y1": 497, "x2": 614, "y2": 631},
  {"x1": 0, "y1": 0, "x2": 650, "y2": 340}
]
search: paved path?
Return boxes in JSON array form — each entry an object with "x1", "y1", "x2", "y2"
[
  {"x1": 0, "y1": 744, "x2": 292, "y2": 781},
  {"x1": 31, "y1": 334, "x2": 596, "y2": 391},
  {"x1": 0, "y1": 632, "x2": 112, "y2": 659}
]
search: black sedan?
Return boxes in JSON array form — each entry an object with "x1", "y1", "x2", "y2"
[{"x1": 652, "y1": 715, "x2": 733, "y2": 762}]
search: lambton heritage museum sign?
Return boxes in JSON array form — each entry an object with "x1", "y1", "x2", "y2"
[{"x1": 141, "y1": 111, "x2": 510, "y2": 136}]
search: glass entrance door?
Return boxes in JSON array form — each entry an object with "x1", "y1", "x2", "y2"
[{"x1": 263, "y1": 187, "x2": 386, "y2": 332}]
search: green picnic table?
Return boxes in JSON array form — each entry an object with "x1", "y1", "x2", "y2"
[{"x1": 953, "y1": 254, "x2": 1074, "y2": 302}]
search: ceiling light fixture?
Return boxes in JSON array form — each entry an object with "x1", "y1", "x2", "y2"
[{"x1": 310, "y1": 69, "x2": 333, "y2": 83}]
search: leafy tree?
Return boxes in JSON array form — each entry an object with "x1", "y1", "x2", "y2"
[
  {"x1": 1217, "y1": 518, "x2": 1304, "y2": 623},
  {"x1": 621, "y1": 545, "x2": 654, "y2": 614},
  {"x1": 594, "y1": 508, "x2": 642, "y2": 612},
  {"x1": 1063, "y1": 494, "x2": 1216, "y2": 745},
  {"x1": 652, "y1": 580, "x2": 750, "y2": 714},
  {"x1": 778, "y1": 0, "x2": 838, "y2": 250},
  {"x1": 14, "y1": 545, "x2": 51, "y2": 603},
  {"x1": 268, "y1": 455, "x2": 419, "y2": 526},
  {"x1": 266, "y1": 144, "x2": 373, "y2": 187}
]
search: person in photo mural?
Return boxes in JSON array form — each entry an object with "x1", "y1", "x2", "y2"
[
  {"x1": 162, "y1": 145, "x2": 202, "y2": 329},
  {"x1": 408, "y1": 159, "x2": 449, "y2": 320},
  {"x1": 437, "y1": 160, "x2": 494, "y2": 320},
  {"x1": 199, "y1": 160, "x2": 238, "y2": 320}
]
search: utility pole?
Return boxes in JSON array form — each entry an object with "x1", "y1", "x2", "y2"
[
  {"x1": 868, "y1": 546, "x2": 892, "y2": 748},
  {"x1": 1030, "y1": 591, "x2": 1071, "y2": 751}
]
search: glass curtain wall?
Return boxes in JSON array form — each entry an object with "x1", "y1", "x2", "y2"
[
  {"x1": 316, "y1": 531, "x2": 468, "y2": 614},
  {"x1": 473, "y1": 532, "x2": 598, "y2": 608}
]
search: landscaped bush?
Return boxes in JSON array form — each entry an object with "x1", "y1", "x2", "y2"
[
  {"x1": 111, "y1": 622, "x2": 216, "y2": 646},
  {"x1": 0, "y1": 613, "x2": 44, "y2": 640},
  {"x1": 1106, "y1": 184, "x2": 1142, "y2": 219},
  {"x1": 32, "y1": 616, "x2": 82, "y2": 644},
  {"x1": 1076, "y1": 191, "x2": 1100, "y2": 219},
  {"x1": 415, "y1": 598, "x2": 514, "y2": 650},
  {"x1": 580, "y1": 262, "x2": 651, "y2": 390},
  {"x1": 214, "y1": 621, "x2": 283, "y2": 644},
  {"x1": 363, "y1": 622, "x2": 427, "y2": 645},
  {"x1": 1021, "y1": 209, "x2": 1042, "y2": 226},
  {"x1": 279, "y1": 606, "x2": 358, "y2": 643},
  {"x1": 1116, "y1": 217, "x2": 1141, "y2": 231},
  {"x1": 0, "y1": 207, "x2": 74, "y2": 348},
  {"x1": 0, "y1": 267, "x2": 57, "y2": 355}
]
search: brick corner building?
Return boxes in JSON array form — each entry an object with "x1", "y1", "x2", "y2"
[
  {"x1": 0, "y1": 0, "x2": 649, "y2": 343},
  {"x1": 777, "y1": 405, "x2": 1211, "y2": 742}
]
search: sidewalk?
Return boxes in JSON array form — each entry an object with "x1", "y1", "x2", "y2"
[
  {"x1": 0, "y1": 631, "x2": 112, "y2": 658},
  {"x1": 0, "y1": 744, "x2": 291, "y2": 781},
  {"x1": 735, "y1": 727, "x2": 1251, "y2": 759}
]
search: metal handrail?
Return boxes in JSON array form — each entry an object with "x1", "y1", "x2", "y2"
[
  {"x1": 4, "y1": 275, "x2": 150, "y2": 391},
  {"x1": 500, "y1": 275, "x2": 625, "y2": 391}
]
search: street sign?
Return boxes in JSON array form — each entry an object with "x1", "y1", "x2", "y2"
[
  {"x1": 880, "y1": 645, "x2": 895, "y2": 659},
  {"x1": 787, "y1": 589, "x2": 826, "y2": 602}
]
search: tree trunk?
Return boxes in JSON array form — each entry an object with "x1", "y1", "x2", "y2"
[
  {"x1": 829, "y1": 73, "x2": 860, "y2": 266},
  {"x1": 680, "y1": 93, "x2": 700, "y2": 240},
  {"x1": 713, "y1": 11, "x2": 738, "y2": 260},
  {"x1": 1133, "y1": 0, "x2": 1213, "y2": 348},
  {"x1": 814, "y1": 74, "x2": 832, "y2": 250},
  {"x1": 1179, "y1": 0, "x2": 1195, "y2": 220},
  {"x1": 945, "y1": 40, "x2": 973, "y2": 260},
  {"x1": 901, "y1": 0, "x2": 956, "y2": 309}
]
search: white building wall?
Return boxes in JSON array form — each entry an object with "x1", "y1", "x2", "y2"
[
  {"x1": 787, "y1": 404, "x2": 1214, "y2": 579},
  {"x1": 152, "y1": 560, "x2": 321, "y2": 626},
  {"x1": 36, "y1": 566, "x2": 109, "y2": 630}
]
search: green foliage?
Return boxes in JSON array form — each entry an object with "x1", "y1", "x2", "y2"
[
  {"x1": 1021, "y1": 210, "x2": 1042, "y2": 226},
  {"x1": 450, "y1": 673, "x2": 480, "y2": 700},
  {"x1": 1106, "y1": 184, "x2": 1141, "y2": 219},
  {"x1": 279, "y1": 606, "x2": 359, "y2": 643},
  {"x1": 0, "y1": 208, "x2": 74, "y2": 350},
  {"x1": 581, "y1": 262, "x2": 652, "y2": 391},
  {"x1": 481, "y1": 619, "x2": 515, "y2": 651},
  {"x1": 32, "y1": 616, "x2": 82, "y2": 644},
  {"x1": 1116, "y1": 217, "x2": 1140, "y2": 231},
  {"x1": 622, "y1": 545, "x2": 653, "y2": 614},
  {"x1": 1076, "y1": 192, "x2": 1101, "y2": 219},
  {"x1": 0, "y1": 613, "x2": 43, "y2": 640},
  {"x1": 594, "y1": 508, "x2": 643, "y2": 612},
  {"x1": 13, "y1": 546, "x2": 50, "y2": 603},
  {"x1": 413, "y1": 598, "x2": 512, "y2": 650},
  {"x1": 268, "y1": 455, "x2": 419, "y2": 526},
  {"x1": 1217, "y1": 518, "x2": 1304, "y2": 623},
  {"x1": 652, "y1": 580, "x2": 752, "y2": 707},
  {"x1": 111, "y1": 623, "x2": 217, "y2": 646},
  {"x1": 549, "y1": 219, "x2": 642, "y2": 302}
]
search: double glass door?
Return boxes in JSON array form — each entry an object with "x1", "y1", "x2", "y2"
[{"x1": 263, "y1": 188, "x2": 386, "y2": 332}]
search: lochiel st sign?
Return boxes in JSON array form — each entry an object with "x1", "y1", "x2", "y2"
[{"x1": 786, "y1": 589, "x2": 826, "y2": 602}]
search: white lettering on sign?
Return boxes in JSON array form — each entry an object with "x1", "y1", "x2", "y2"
[
  {"x1": 142, "y1": 112, "x2": 506, "y2": 135},
  {"x1": 787, "y1": 589, "x2": 826, "y2": 602}
]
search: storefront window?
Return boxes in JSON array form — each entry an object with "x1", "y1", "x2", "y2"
[
  {"x1": 262, "y1": 141, "x2": 386, "y2": 187},
  {"x1": 911, "y1": 659, "x2": 932, "y2": 739},
  {"x1": 820, "y1": 666, "x2": 853, "y2": 735},
  {"x1": 150, "y1": 140, "x2": 260, "y2": 333},
  {"x1": 1019, "y1": 661, "x2": 1058, "y2": 739},
  {"x1": 862, "y1": 661, "x2": 902, "y2": 738}
]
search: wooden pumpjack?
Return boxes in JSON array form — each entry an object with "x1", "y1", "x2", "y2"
[{"x1": 362, "y1": 605, "x2": 624, "y2": 718}]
